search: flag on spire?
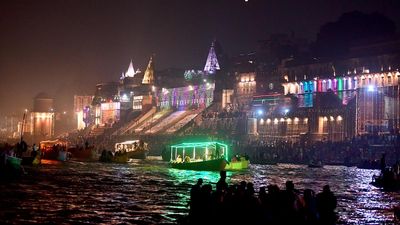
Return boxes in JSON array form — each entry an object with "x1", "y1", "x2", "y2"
[
  {"x1": 203, "y1": 41, "x2": 220, "y2": 74},
  {"x1": 142, "y1": 56, "x2": 155, "y2": 84},
  {"x1": 125, "y1": 60, "x2": 136, "y2": 77}
]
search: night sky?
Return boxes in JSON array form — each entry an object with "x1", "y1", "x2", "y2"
[{"x1": 1, "y1": 0, "x2": 399, "y2": 114}]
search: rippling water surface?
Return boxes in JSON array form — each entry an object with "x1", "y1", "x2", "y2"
[{"x1": 0, "y1": 158, "x2": 399, "y2": 224}]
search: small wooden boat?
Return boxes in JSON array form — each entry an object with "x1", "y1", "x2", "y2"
[
  {"x1": 68, "y1": 147, "x2": 99, "y2": 161},
  {"x1": 99, "y1": 150, "x2": 128, "y2": 163},
  {"x1": 57, "y1": 151, "x2": 70, "y2": 161},
  {"x1": 6, "y1": 156, "x2": 22, "y2": 170},
  {"x1": 371, "y1": 171, "x2": 400, "y2": 191},
  {"x1": 225, "y1": 156, "x2": 250, "y2": 170},
  {"x1": 21, "y1": 155, "x2": 41, "y2": 165},
  {"x1": 112, "y1": 153, "x2": 129, "y2": 163}
]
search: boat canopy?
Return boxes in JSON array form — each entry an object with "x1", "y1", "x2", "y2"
[
  {"x1": 115, "y1": 140, "x2": 147, "y2": 152},
  {"x1": 40, "y1": 139, "x2": 69, "y2": 151},
  {"x1": 170, "y1": 141, "x2": 228, "y2": 162},
  {"x1": 117, "y1": 140, "x2": 140, "y2": 145}
]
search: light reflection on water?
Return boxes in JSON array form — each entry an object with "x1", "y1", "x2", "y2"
[{"x1": 0, "y1": 159, "x2": 398, "y2": 224}]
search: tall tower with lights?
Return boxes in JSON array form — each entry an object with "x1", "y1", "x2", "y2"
[
  {"x1": 204, "y1": 41, "x2": 221, "y2": 74},
  {"x1": 142, "y1": 56, "x2": 155, "y2": 84}
]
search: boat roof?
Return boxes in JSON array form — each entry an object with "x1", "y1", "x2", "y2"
[
  {"x1": 40, "y1": 139, "x2": 67, "y2": 144},
  {"x1": 116, "y1": 140, "x2": 140, "y2": 145},
  {"x1": 170, "y1": 141, "x2": 228, "y2": 148}
]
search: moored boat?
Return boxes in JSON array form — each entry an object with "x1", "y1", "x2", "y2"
[{"x1": 225, "y1": 156, "x2": 250, "y2": 170}]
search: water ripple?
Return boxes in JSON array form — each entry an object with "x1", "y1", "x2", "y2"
[{"x1": 0, "y1": 160, "x2": 398, "y2": 224}]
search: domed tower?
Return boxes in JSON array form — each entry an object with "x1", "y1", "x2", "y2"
[{"x1": 33, "y1": 92, "x2": 54, "y2": 112}]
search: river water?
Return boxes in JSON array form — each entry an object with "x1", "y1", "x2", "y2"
[{"x1": 0, "y1": 158, "x2": 399, "y2": 224}]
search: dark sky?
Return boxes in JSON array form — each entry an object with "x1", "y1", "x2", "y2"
[{"x1": 1, "y1": 0, "x2": 399, "y2": 114}]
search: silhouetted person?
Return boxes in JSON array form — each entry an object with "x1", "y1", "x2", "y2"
[
  {"x1": 380, "y1": 153, "x2": 386, "y2": 172},
  {"x1": 198, "y1": 184, "x2": 212, "y2": 224},
  {"x1": 303, "y1": 189, "x2": 318, "y2": 225},
  {"x1": 216, "y1": 170, "x2": 228, "y2": 192},
  {"x1": 190, "y1": 178, "x2": 203, "y2": 221},
  {"x1": 85, "y1": 140, "x2": 89, "y2": 149},
  {"x1": 280, "y1": 181, "x2": 300, "y2": 224},
  {"x1": 316, "y1": 185, "x2": 337, "y2": 225}
]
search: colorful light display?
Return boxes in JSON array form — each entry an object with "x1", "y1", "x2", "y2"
[{"x1": 157, "y1": 83, "x2": 215, "y2": 109}]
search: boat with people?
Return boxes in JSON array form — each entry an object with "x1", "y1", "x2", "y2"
[
  {"x1": 21, "y1": 144, "x2": 41, "y2": 165},
  {"x1": 371, "y1": 168, "x2": 400, "y2": 191},
  {"x1": 225, "y1": 155, "x2": 250, "y2": 170},
  {"x1": 115, "y1": 140, "x2": 149, "y2": 159},
  {"x1": 40, "y1": 139, "x2": 70, "y2": 161},
  {"x1": 169, "y1": 141, "x2": 249, "y2": 171},
  {"x1": 99, "y1": 149, "x2": 128, "y2": 163},
  {"x1": 68, "y1": 146, "x2": 99, "y2": 161}
]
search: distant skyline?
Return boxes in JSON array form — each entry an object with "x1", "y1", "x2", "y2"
[{"x1": 1, "y1": 0, "x2": 400, "y2": 114}]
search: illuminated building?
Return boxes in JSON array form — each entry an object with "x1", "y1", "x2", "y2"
[
  {"x1": 30, "y1": 92, "x2": 55, "y2": 142},
  {"x1": 74, "y1": 95, "x2": 93, "y2": 129},
  {"x1": 281, "y1": 72, "x2": 400, "y2": 136},
  {"x1": 235, "y1": 72, "x2": 257, "y2": 109},
  {"x1": 244, "y1": 35, "x2": 400, "y2": 141},
  {"x1": 92, "y1": 82, "x2": 120, "y2": 126}
]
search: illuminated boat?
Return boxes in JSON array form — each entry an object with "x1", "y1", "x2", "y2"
[
  {"x1": 115, "y1": 140, "x2": 149, "y2": 159},
  {"x1": 169, "y1": 142, "x2": 229, "y2": 171},
  {"x1": 225, "y1": 156, "x2": 250, "y2": 170},
  {"x1": 40, "y1": 139, "x2": 70, "y2": 161}
]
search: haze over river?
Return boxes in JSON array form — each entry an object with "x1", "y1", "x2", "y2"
[{"x1": 0, "y1": 158, "x2": 399, "y2": 224}]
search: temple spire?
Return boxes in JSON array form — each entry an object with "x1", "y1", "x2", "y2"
[
  {"x1": 125, "y1": 60, "x2": 136, "y2": 77},
  {"x1": 203, "y1": 41, "x2": 220, "y2": 74},
  {"x1": 142, "y1": 56, "x2": 154, "y2": 84}
]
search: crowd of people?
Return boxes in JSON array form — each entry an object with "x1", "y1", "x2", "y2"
[
  {"x1": 183, "y1": 171, "x2": 337, "y2": 225},
  {"x1": 201, "y1": 110, "x2": 247, "y2": 119},
  {"x1": 245, "y1": 133, "x2": 400, "y2": 166}
]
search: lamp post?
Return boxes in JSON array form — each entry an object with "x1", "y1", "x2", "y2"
[{"x1": 20, "y1": 109, "x2": 28, "y2": 143}]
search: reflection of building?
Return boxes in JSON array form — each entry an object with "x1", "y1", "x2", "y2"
[{"x1": 30, "y1": 92, "x2": 54, "y2": 142}]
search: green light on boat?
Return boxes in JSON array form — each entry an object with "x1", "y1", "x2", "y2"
[{"x1": 170, "y1": 141, "x2": 229, "y2": 161}]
